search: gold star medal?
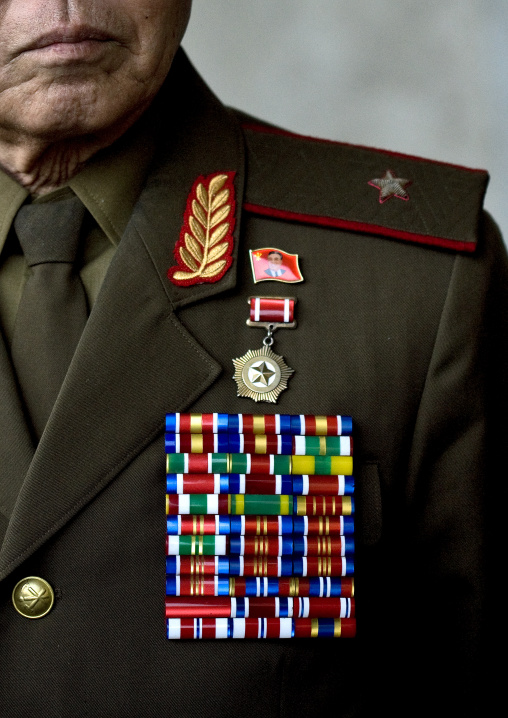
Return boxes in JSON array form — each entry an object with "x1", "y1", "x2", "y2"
[{"x1": 232, "y1": 297, "x2": 295, "y2": 403}]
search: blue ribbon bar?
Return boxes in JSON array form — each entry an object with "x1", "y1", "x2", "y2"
[
  {"x1": 315, "y1": 618, "x2": 337, "y2": 638},
  {"x1": 340, "y1": 416, "x2": 353, "y2": 435},
  {"x1": 242, "y1": 578, "x2": 280, "y2": 596},
  {"x1": 277, "y1": 597, "x2": 292, "y2": 617}
]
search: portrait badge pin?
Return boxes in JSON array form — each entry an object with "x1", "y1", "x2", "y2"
[
  {"x1": 232, "y1": 297, "x2": 296, "y2": 403},
  {"x1": 249, "y1": 248, "x2": 304, "y2": 284}
]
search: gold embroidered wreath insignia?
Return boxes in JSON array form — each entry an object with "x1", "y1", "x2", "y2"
[{"x1": 168, "y1": 171, "x2": 236, "y2": 286}]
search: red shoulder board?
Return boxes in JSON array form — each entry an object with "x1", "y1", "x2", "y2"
[{"x1": 241, "y1": 122, "x2": 488, "y2": 253}]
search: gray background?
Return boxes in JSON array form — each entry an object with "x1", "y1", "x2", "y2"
[{"x1": 183, "y1": 0, "x2": 508, "y2": 241}]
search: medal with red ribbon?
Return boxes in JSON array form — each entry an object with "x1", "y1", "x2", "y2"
[{"x1": 233, "y1": 297, "x2": 296, "y2": 403}]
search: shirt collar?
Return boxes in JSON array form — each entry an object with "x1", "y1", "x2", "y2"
[
  {"x1": 0, "y1": 101, "x2": 158, "y2": 255},
  {"x1": 0, "y1": 174, "x2": 29, "y2": 255}
]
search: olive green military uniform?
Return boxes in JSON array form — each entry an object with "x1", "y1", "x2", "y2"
[{"x1": 0, "y1": 50, "x2": 506, "y2": 717}]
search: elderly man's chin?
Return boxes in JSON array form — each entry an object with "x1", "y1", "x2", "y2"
[
  {"x1": 0, "y1": 72, "x2": 154, "y2": 145},
  {"x1": 0, "y1": 49, "x2": 162, "y2": 145}
]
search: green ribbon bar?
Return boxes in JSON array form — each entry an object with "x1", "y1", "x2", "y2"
[
  {"x1": 301, "y1": 436, "x2": 346, "y2": 456},
  {"x1": 230, "y1": 495, "x2": 293, "y2": 515},
  {"x1": 166, "y1": 454, "x2": 185, "y2": 474},
  {"x1": 168, "y1": 535, "x2": 225, "y2": 556},
  {"x1": 210, "y1": 454, "x2": 229, "y2": 473},
  {"x1": 273, "y1": 455, "x2": 291, "y2": 474},
  {"x1": 230, "y1": 454, "x2": 249, "y2": 474},
  {"x1": 314, "y1": 456, "x2": 332, "y2": 474},
  {"x1": 188, "y1": 495, "x2": 210, "y2": 514}
]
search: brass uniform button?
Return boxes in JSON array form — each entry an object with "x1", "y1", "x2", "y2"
[{"x1": 12, "y1": 577, "x2": 55, "y2": 619}]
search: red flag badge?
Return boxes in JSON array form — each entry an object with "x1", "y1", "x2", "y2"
[{"x1": 249, "y1": 248, "x2": 304, "y2": 284}]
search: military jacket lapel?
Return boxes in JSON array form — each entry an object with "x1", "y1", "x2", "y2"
[
  {"x1": 0, "y1": 51, "x2": 245, "y2": 579},
  {"x1": 0, "y1": 333, "x2": 34, "y2": 522}
]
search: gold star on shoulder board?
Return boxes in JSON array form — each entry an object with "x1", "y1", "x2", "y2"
[
  {"x1": 232, "y1": 346, "x2": 294, "y2": 403},
  {"x1": 368, "y1": 170, "x2": 411, "y2": 203}
]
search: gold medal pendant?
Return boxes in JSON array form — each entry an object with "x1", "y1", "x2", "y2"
[
  {"x1": 233, "y1": 345, "x2": 293, "y2": 403},
  {"x1": 232, "y1": 297, "x2": 296, "y2": 403}
]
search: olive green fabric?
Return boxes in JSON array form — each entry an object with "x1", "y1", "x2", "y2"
[{"x1": 0, "y1": 50, "x2": 506, "y2": 718}]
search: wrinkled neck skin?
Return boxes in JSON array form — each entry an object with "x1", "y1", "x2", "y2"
[{"x1": 0, "y1": 112, "x2": 142, "y2": 196}]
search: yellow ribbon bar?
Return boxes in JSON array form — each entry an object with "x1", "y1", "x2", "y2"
[
  {"x1": 254, "y1": 435, "x2": 268, "y2": 454},
  {"x1": 330, "y1": 456, "x2": 353, "y2": 474},
  {"x1": 291, "y1": 456, "x2": 315, "y2": 474},
  {"x1": 233, "y1": 495, "x2": 245, "y2": 515},
  {"x1": 189, "y1": 414, "x2": 202, "y2": 433},
  {"x1": 190, "y1": 435, "x2": 204, "y2": 453},
  {"x1": 343, "y1": 497, "x2": 353, "y2": 516},
  {"x1": 252, "y1": 416, "x2": 266, "y2": 434},
  {"x1": 314, "y1": 416, "x2": 328, "y2": 435},
  {"x1": 291, "y1": 455, "x2": 353, "y2": 475},
  {"x1": 289, "y1": 577, "x2": 299, "y2": 597},
  {"x1": 280, "y1": 495, "x2": 291, "y2": 515}
]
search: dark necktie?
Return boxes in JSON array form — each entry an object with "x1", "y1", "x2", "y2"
[{"x1": 10, "y1": 194, "x2": 89, "y2": 439}]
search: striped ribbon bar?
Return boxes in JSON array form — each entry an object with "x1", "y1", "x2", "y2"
[
  {"x1": 166, "y1": 576, "x2": 354, "y2": 597},
  {"x1": 293, "y1": 516, "x2": 355, "y2": 536},
  {"x1": 166, "y1": 536, "x2": 227, "y2": 556},
  {"x1": 166, "y1": 536, "x2": 293, "y2": 557},
  {"x1": 166, "y1": 474, "x2": 355, "y2": 496},
  {"x1": 166, "y1": 453, "x2": 354, "y2": 476},
  {"x1": 249, "y1": 297, "x2": 295, "y2": 324},
  {"x1": 166, "y1": 494, "x2": 354, "y2": 517},
  {"x1": 164, "y1": 411, "x2": 356, "y2": 640},
  {"x1": 166, "y1": 555, "x2": 294, "y2": 577},
  {"x1": 166, "y1": 494, "x2": 293, "y2": 516},
  {"x1": 226, "y1": 536, "x2": 354, "y2": 558},
  {"x1": 167, "y1": 514, "x2": 355, "y2": 537},
  {"x1": 166, "y1": 555, "x2": 354, "y2": 577},
  {"x1": 167, "y1": 617, "x2": 356, "y2": 639},
  {"x1": 295, "y1": 496, "x2": 354, "y2": 517},
  {"x1": 165, "y1": 596, "x2": 355, "y2": 619},
  {"x1": 166, "y1": 515, "x2": 294, "y2": 536},
  {"x1": 225, "y1": 536, "x2": 294, "y2": 557},
  {"x1": 166, "y1": 536, "x2": 354, "y2": 559},
  {"x1": 293, "y1": 556, "x2": 355, "y2": 576},
  {"x1": 165, "y1": 433, "x2": 352, "y2": 456},
  {"x1": 166, "y1": 413, "x2": 353, "y2": 436}
]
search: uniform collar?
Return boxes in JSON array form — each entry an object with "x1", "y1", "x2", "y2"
[
  {"x1": 0, "y1": 174, "x2": 28, "y2": 255},
  {"x1": 69, "y1": 108, "x2": 159, "y2": 246}
]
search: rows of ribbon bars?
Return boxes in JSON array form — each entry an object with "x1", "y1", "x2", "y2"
[{"x1": 165, "y1": 412, "x2": 356, "y2": 639}]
